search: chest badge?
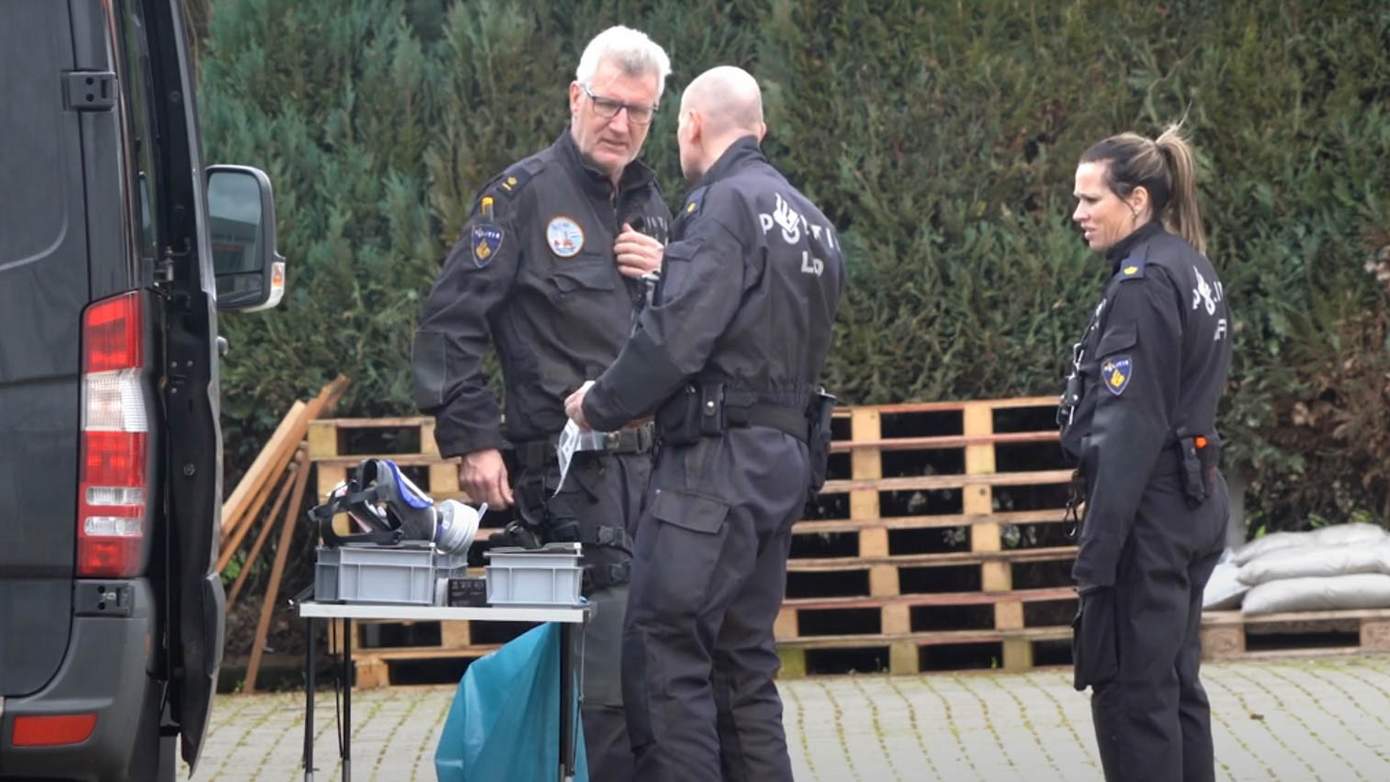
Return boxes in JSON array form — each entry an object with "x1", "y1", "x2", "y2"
[
  {"x1": 1102, "y1": 356, "x2": 1133, "y2": 396},
  {"x1": 546, "y1": 216, "x2": 585, "y2": 258},
  {"x1": 471, "y1": 224, "x2": 504, "y2": 268}
]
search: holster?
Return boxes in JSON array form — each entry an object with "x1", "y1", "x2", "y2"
[
  {"x1": 806, "y1": 389, "x2": 837, "y2": 494},
  {"x1": 1174, "y1": 428, "x2": 1221, "y2": 509}
]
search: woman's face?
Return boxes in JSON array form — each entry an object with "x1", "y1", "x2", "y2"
[{"x1": 1072, "y1": 161, "x2": 1142, "y2": 253}]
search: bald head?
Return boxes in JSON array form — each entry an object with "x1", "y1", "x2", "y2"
[
  {"x1": 676, "y1": 66, "x2": 767, "y2": 182},
  {"x1": 681, "y1": 66, "x2": 764, "y2": 137}
]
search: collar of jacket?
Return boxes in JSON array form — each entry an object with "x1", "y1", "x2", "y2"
[
  {"x1": 554, "y1": 130, "x2": 657, "y2": 200},
  {"x1": 1106, "y1": 219, "x2": 1163, "y2": 272},
  {"x1": 694, "y1": 135, "x2": 766, "y2": 189}
]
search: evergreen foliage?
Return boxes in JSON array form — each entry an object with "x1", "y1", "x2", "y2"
[{"x1": 202, "y1": 0, "x2": 1390, "y2": 531}]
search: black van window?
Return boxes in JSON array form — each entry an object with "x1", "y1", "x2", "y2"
[
  {"x1": 118, "y1": 4, "x2": 162, "y2": 266},
  {"x1": 0, "y1": 9, "x2": 69, "y2": 269}
]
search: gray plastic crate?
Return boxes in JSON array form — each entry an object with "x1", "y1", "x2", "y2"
[
  {"x1": 485, "y1": 542, "x2": 583, "y2": 607},
  {"x1": 315, "y1": 543, "x2": 469, "y2": 605}
]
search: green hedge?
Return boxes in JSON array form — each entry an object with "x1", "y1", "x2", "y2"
[{"x1": 201, "y1": 0, "x2": 1390, "y2": 532}]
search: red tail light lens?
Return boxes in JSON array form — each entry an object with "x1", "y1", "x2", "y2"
[{"x1": 78, "y1": 292, "x2": 149, "y2": 578}]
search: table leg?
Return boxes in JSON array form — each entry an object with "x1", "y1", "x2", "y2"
[
  {"x1": 305, "y1": 617, "x2": 315, "y2": 782},
  {"x1": 343, "y1": 617, "x2": 352, "y2": 782},
  {"x1": 560, "y1": 621, "x2": 574, "y2": 782}
]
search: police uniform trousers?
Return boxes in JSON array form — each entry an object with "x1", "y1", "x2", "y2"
[
  {"x1": 518, "y1": 450, "x2": 650, "y2": 782},
  {"x1": 622, "y1": 428, "x2": 809, "y2": 782},
  {"x1": 1087, "y1": 468, "x2": 1229, "y2": 782}
]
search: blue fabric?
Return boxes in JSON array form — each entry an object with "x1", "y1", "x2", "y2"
[{"x1": 435, "y1": 622, "x2": 588, "y2": 781}]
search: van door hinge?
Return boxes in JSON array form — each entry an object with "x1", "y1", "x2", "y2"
[{"x1": 64, "y1": 70, "x2": 116, "y2": 111}]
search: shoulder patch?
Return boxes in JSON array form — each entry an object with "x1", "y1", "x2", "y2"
[
  {"x1": 680, "y1": 186, "x2": 709, "y2": 218},
  {"x1": 1102, "y1": 356, "x2": 1133, "y2": 396},
  {"x1": 471, "y1": 223, "x2": 504, "y2": 268},
  {"x1": 1116, "y1": 255, "x2": 1147, "y2": 281}
]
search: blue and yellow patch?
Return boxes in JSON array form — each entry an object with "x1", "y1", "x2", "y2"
[
  {"x1": 1102, "y1": 356, "x2": 1133, "y2": 396},
  {"x1": 471, "y1": 223, "x2": 504, "y2": 268}
]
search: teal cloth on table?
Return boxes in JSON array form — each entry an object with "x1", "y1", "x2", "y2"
[{"x1": 434, "y1": 622, "x2": 588, "y2": 781}]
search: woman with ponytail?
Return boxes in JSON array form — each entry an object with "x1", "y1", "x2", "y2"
[{"x1": 1057, "y1": 124, "x2": 1233, "y2": 782}]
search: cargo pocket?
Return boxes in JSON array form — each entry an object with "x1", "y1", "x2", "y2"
[
  {"x1": 1072, "y1": 587, "x2": 1119, "y2": 691},
  {"x1": 640, "y1": 487, "x2": 729, "y2": 619}
]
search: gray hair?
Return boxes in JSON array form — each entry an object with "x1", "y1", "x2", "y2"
[{"x1": 575, "y1": 26, "x2": 672, "y2": 100}]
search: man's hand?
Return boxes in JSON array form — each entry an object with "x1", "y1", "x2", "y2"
[
  {"x1": 614, "y1": 223, "x2": 663, "y2": 279},
  {"x1": 564, "y1": 383, "x2": 593, "y2": 431},
  {"x1": 459, "y1": 448, "x2": 514, "y2": 509}
]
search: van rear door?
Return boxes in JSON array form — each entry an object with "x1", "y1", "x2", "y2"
[{"x1": 0, "y1": 0, "x2": 88, "y2": 699}]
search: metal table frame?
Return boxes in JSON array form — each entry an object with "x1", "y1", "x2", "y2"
[{"x1": 296, "y1": 602, "x2": 587, "y2": 782}]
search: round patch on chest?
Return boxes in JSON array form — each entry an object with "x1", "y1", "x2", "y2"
[{"x1": 546, "y1": 216, "x2": 585, "y2": 258}]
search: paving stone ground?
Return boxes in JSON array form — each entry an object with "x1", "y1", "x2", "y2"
[{"x1": 181, "y1": 653, "x2": 1390, "y2": 781}]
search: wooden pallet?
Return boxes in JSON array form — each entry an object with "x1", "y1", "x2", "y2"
[
  {"x1": 1200, "y1": 608, "x2": 1390, "y2": 661},
  {"x1": 325, "y1": 620, "x2": 512, "y2": 688},
  {"x1": 779, "y1": 396, "x2": 1075, "y2": 676},
  {"x1": 309, "y1": 399, "x2": 1077, "y2": 682}
]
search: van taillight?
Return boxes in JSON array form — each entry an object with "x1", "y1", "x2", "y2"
[{"x1": 78, "y1": 292, "x2": 149, "y2": 578}]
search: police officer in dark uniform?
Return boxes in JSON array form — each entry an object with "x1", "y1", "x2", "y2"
[
  {"x1": 566, "y1": 66, "x2": 844, "y2": 782},
  {"x1": 411, "y1": 26, "x2": 671, "y2": 780},
  {"x1": 1059, "y1": 125, "x2": 1233, "y2": 782}
]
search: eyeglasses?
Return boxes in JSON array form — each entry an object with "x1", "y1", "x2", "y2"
[{"x1": 580, "y1": 83, "x2": 657, "y2": 126}]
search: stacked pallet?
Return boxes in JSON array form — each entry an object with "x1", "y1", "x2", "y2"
[
  {"x1": 303, "y1": 400, "x2": 1390, "y2": 687},
  {"x1": 778, "y1": 397, "x2": 1076, "y2": 677}
]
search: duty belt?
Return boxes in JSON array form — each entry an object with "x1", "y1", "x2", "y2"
[
  {"x1": 723, "y1": 389, "x2": 808, "y2": 442},
  {"x1": 515, "y1": 422, "x2": 655, "y2": 471}
]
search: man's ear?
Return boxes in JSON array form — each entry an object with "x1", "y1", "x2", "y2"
[{"x1": 568, "y1": 81, "x2": 583, "y2": 117}]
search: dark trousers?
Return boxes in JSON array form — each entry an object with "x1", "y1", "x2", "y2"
[
  {"x1": 1089, "y1": 471, "x2": 1229, "y2": 782},
  {"x1": 518, "y1": 451, "x2": 650, "y2": 782},
  {"x1": 623, "y1": 429, "x2": 810, "y2": 782}
]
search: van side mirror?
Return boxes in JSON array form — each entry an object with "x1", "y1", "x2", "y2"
[{"x1": 208, "y1": 165, "x2": 285, "y2": 311}]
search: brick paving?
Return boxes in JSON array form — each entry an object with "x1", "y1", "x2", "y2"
[{"x1": 182, "y1": 653, "x2": 1390, "y2": 781}]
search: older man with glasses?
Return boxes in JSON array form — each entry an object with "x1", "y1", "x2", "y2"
[{"x1": 412, "y1": 25, "x2": 671, "y2": 780}]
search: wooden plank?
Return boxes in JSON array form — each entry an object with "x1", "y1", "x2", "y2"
[
  {"x1": 225, "y1": 450, "x2": 307, "y2": 608},
  {"x1": 1002, "y1": 638, "x2": 1034, "y2": 672},
  {"x1": 429, "y1": 462, "x2": 461, "y2": 496},
  {"x1": 420, "y1": 419, "x2": 440, "y2": 457},
  {"x1": 777, "y1": 648, "x2": 808, "y2": 679},
  {"x1": 223, "y1": 375, "x2": 349, "y2": 535},
  {"x1": 994, "y1": 600, "x2": 1024, "y2": 631},
  {"x1": 882, "y1": 604, "x2": 911, "y2": 635},
  {"x1": 315, "y1": 454, "x2": 463, "y2": 468},
  {"x1": 859, "y1": 527, "x2": 889, "y2": 558},
  {"x1": 774, "y1": 608, "x2": 798, "y2": 642},
  {"x1": 243, "y1": 455, "x2": 312, "y2": 693},
  {"x1": 785, "y1": 586, "x2": 1076, "y2": 611},
  {"x1": 869, "y1": 564, "x2": 899, "y2": 597},
  {"x1": 218, "y1": 447, "x2": 305, "y2": 575},
  {"x1": 317, "y1": 416, "x2": 435, "y2": 429},
  {"x1": 440, "y1": 621, "x2": 472, "y2": 649},
  {"x1": 776, "y1": 625, "x2": 1073, "y2": 650},
  {"x1": 786, "y1": 546, "x2": 1076, "y2": 571},
  {"x1": 792, "y1": 509, "x2": 1067, "y2": 534},
  {"x1": 889, "y1": 641, "x2": 919, "y2": 675},
  {"x1": 830, "y1": 430, "x2": 1058, "y2": 453},
  {"x1": 854, "y1": 396, "x2": 1058, "y2": 415},
  {"x1": 822, "y1": 469, "x2": 1073, "y2": 495},
  {"x1": 222, "y1": 400, "x2": 307, "y2": 534},
  {"x1": 849, "y1": 409, "x2": 881, "y2": 541},
  {"x1": 307, "y1": 420, "x2": 339, "y2": 460}
]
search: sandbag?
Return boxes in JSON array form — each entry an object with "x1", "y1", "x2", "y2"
[
  {"x1": 1231, "y1": 522, "x2": 1387, "y2": 566},
  {"x1": 1203, "y1": 555, "x2": 1249, "y2": 610},
  {"x1": 1237, "y1": 542, "x2": 1390, "y2": 586},
  {"x1": 1241, "y1": 573, "x2": 1390, "y2": 615}
]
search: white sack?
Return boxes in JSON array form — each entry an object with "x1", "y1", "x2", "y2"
[
  {"x1": 1236, "y1": 542, "x2": 1390, "y2": 586},
  {"x1": 1203, "y1": 555, "x2": 1249, "y2": 610},
  {"x1": 1231, "y1": 523, "x2": 1387, "y2": 567},
  {"x1": 1241, "y1": 573, "x2": 1390, "y2": 615}
]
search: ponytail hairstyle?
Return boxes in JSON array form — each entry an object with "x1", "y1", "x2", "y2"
[{"x1": 1080, "y1": 124, "x2": 1207, "y2": 254}]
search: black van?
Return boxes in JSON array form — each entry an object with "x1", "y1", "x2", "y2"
[{"x1": 1, "y1": 1, "x2": 282, "y2": 779}]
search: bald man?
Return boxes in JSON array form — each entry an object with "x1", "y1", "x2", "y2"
[{"x1": 566, "y1": 66, "x2": 845, "y2": 781}]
